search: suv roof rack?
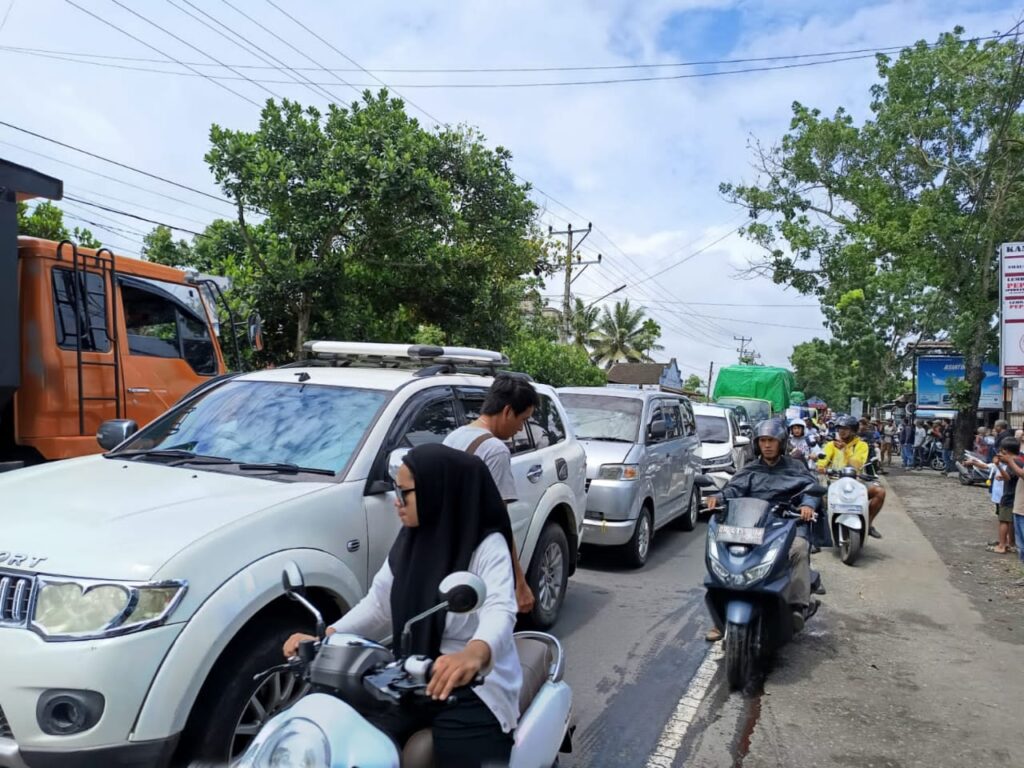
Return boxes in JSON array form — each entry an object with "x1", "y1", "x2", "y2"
[{"x1": 292, "y1": 341, "x2": 514, "y2": 377}]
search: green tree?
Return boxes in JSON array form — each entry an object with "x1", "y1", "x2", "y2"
[
  {"x1": 683, "y1": 373, "x2": 704, "y2": 393},
  {"x1": 569, "y1": 297, "x2": 601, "y2": 351},
  {"x1": 637, "y1": 318, "x2": 665, "y2": 361},
  {"x1": 722, "y1": 29, "x2": 1024, "y2": 449},
  {"x1": 17, "y1": 201, "x2": 101, "y2": 248},
  {"x1": 504, "y1": 336, "x2": 606, "y2": 388},
  {"x1": 203, "y1": 92, "x2": 539, "y2": 361},
  {"x1": 591, "y1": 299, "x2": 659, "y2": 368}
]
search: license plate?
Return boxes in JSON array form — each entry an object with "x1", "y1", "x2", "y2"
[
  {"x1": 831, "y1": 504, "x2": 863, "y2": 513},
  {"x1": 717, "y1": 525, "x2": 765, "y2": 545}
]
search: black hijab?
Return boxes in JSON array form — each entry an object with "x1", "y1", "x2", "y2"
[{"x1": 389, "y1": 443, "x2": 515, "y2": 658}]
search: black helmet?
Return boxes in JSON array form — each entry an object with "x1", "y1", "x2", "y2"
[
  {"x1": 835, "y1": 415, "x2": 859, "y2": 431},
  {"x1": 753, "y1": 418, "x2": 788, "y2": 455}
]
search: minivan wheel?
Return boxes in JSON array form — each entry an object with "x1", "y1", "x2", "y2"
[
  {"x1": 176, "y1": 618, "x2": 311, "y2": 765},
  {"x1": 675, "y1": 489, "x2": 700, "y2": 532},
  {"x1": 526, "y1": 523, "x2": 570, "y2": 630},
  {"x1": 623, "y1": 507, "x2": 653, "y2": 569}
]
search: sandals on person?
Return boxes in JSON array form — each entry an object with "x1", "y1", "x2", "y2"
[{"x1": 986, "y1": 544, "x2": 1008, "y2": 554}]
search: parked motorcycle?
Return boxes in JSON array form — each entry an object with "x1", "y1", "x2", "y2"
[
  {"x1": 955, "y1": 450, "x2": 990, "y2": 486},
  {"x1": 918, "y1": 437, "x2": 946, "y2": 472},
  {"x1": 229, "y1": 565, "x2": 573, "y2": 768},
  {"x1": 704, "y1": 483, "x2": 827, "y2": 690},
  {"x1": 826, "y1": 467, "x2": 872, "y2": 565}
]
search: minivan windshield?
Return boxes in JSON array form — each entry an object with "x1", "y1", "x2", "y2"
[
  {"x1": 111, "y1": 380, "x2": 388, "y2": 476},
  {"x1": 696, "y1": 414, "x2": 730, "y2": 444},
  {"x1": 560, "y1": 394, "x2": 643, "y2": 442}
]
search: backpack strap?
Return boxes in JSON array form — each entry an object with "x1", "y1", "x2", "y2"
[{"x1": 465, "y1": 433, "x2": 493, "y2": 457}]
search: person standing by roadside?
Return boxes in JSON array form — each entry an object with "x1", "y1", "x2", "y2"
[
  {"x1": 881, "y1": 420, "x2": 896, "y2": 467},
  {"x1": 444, "y1": 375, "x2": 540, "y2": 615},
  {"x1": 974, "y1": 427, "x2": 991, "y2": 456},
  {"x1": 989, "y1": 420, "x2": 1012, "y2": 462},
  {"x1": 941, "y1": 418, "x2": 956, "y2": 476},
  {"x1": 989, "y1": 438, "x2": 1021, "y2": 554},
  {"x1": 913, "y1": 420, "x2": 927, "y2": 470},
  {"x1": 899, "y1": 419, "x2": 916, "y2": 468}
]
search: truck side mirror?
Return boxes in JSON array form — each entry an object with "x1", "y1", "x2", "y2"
[
  {"x1": 96, "y1": 419, "x2": 138, "y2": 451},
  {"x1": 247, "y1": 312, "x2": 264, "y2": 352}
]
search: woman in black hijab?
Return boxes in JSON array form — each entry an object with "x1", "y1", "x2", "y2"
[{"x1": 284, "y1": 444, "x2": 523, "y2": 766}]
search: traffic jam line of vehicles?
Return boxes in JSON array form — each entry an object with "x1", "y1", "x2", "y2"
[{"x1": 1, "y1": 160, "x2": 842, "y2": 767}]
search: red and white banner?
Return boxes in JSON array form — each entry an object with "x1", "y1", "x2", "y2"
[{"x1": 1001, "y1": 242, "x2": 1024, "y2": 377}]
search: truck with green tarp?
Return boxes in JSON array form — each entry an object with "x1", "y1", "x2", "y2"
[{"x1": 712, "y1": 365, "x2": 797, "y2": 418}]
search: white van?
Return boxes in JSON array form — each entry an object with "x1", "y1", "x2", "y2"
[{"x1": 0, "y1": 343, "x2": 586, "y2": 767}]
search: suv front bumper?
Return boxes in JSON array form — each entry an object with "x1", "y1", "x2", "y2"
[
  {"x1": 0, "y1": 624, "x2": 182, "y2": 764},
  {"x1": 1, "y1": 735, "x2": 177, "y2": 768}
]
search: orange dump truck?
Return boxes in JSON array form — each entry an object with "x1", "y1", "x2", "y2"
[{"x1": 1, "y1": 158, "x2": 236, "y2": 468}]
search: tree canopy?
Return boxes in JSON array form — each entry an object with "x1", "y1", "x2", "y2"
[
  {"x1": 723, "y1": 29, "x2": 1024, "y2": 444},
  {"x1": 17, "y1": 201, "x2": 101, "y2": 249}
]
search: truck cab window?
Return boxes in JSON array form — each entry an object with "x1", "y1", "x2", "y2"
[
  {"x1": 122, "y1": 284, "x2": 216, "y2": 375},
  {"x1": 52, "y1": 268, "x2": 110, "y2": 352}
]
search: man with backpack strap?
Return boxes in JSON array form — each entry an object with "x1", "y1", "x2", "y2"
[{"x1": 444, "y1": 375, "x2": 541, "y2": 614}]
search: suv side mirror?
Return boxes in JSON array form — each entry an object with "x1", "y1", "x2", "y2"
[
  {"x1": 734, "y1": 435, "x2": 751, "y2": 447},
  {"x1": 96, "y1": 419, "x2": 138, "y2": 451},
  {"x1": 648, "y1": 421, "x2": 667, "y2": 441}
]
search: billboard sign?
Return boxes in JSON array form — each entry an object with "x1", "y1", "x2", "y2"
[
  {"x1": 916, "y1": 356, "x2": 1002, "y2": 410},
  {"x1": 1000, "y1": 242, "x2": 1024, "y2": 377}
]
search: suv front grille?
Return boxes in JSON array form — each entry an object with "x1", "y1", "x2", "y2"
[
  {"x1": 0, "y1": 704, "x2": 13, "y2": 739},
  {"x1": 0, "y1": 572, "x2": 34, "y2": 627}
]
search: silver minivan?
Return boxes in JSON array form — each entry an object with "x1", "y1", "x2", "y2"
[{"x1": 558, "y1": 387, "x2": 703, "y2": 568}]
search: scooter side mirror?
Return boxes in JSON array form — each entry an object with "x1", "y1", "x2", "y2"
[
  {"x1": 804, "y1": 484, "x2": 828, "y2": 498},
  {"x1": 388, "y1": 447, "x2": 411, "y2": 482},
  {"x1": 694, "y1": 474, "x2": 715, "y2": 488},
  {"x1": 439, "y1": 572, "x2": 487, "y2": 614}
]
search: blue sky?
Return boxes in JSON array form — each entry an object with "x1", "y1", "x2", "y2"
[{"x1": 0, "y1": 0, "x2": 1020, "y2": 376}]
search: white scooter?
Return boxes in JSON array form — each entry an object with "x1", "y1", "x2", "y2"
[
  {"x1": 230, "y1": 565, "x2": 573, "y2": 768},
  {"x1": 826, "y1": 467, "x2": 871, "y2": 565}
]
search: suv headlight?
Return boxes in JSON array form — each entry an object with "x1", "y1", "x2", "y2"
[
  {"x1": 598, "y1": 464, "x2": 639, "y2": 481},
  {"x1": 31, "y1": 577, "x2": 187, "y2": 641}
]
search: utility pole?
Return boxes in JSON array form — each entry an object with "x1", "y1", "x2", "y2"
[
  {"x1": 549, "y1": 223, "x2": 600, "y2": 343},
  {"x1": 707, "y1": 361, "x2": 715, "y2": 402},
  {"x1": 734, "y1": 335, "x2": 753, "y2": 364}
]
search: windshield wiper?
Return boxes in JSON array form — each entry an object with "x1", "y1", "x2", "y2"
[
  {"x1": 581, "y1": 436, "x2": 633, "y2": 443},
  {"x1": 236, "y1": 462, "x2": 335, "y2": 476},
  {"x1": 111, "y1": 448, "x2": 200, "y2": 461}
]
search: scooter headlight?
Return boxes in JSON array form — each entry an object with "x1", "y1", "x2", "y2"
[
  {"x1": 251, "y1": 717, "x2": 330, "y2": 768},
  {"x1": 739, "y1": 561, "x2": 774, "y2": 585},
  {"x1": 709, "y1": 556, "x2": 731, "y2": 582}
]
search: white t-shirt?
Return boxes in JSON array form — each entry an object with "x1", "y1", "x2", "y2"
[
  {"x1": 330, "y1": 532, "x2": 523, "y2": 732},
  {"x1": 444, "y1": 426, "x2": 518, "y2": 502}
]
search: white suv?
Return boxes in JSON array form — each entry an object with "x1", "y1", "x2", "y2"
[{"x1": 0, "y1": 343, "x2": 586, "y2": 768}]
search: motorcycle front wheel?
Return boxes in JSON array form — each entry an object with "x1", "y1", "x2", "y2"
[
  {"x1": 724, "y1": 620, "x2": 758, "y2": 690},
  {"x1": 839, "y1": 525, "x2": 863, "y2": 566}
]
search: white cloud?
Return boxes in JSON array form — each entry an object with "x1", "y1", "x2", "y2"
[{"x1": 0, "y1": 0, "x2": 1016, "y2": 374}]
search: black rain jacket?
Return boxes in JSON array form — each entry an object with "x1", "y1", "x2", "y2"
[{"x1": 719, "y1": 455, "x2": 821, "y2": 512}]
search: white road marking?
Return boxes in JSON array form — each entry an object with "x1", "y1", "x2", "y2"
[{"x1": 643, "y1": 643, "x2": 724, "y2": 768}]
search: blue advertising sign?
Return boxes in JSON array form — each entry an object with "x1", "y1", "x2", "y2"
[{"x1": 916, "y1": 356, "x2": 1002, "y2": 410}]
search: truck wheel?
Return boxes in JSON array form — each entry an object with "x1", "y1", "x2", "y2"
[
  {"x1": 176, "y1": 618, "x2": 311, "y2": 765},
  {"x1": 526, "y1": 523, "x2": 570, "y2": 630},
  {"x1": 622, "y1": 506, "x2": 653, "y2": 569}
]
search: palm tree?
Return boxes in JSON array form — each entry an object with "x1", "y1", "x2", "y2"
[
  {"x1": 569, "y1": 297, "x2": 601, "y2": 351},
  {"x1": 591, "y1": 300, "x2": 662, "y2": 368}
]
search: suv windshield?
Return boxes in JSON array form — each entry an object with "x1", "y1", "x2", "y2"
[
  {"x1": 560, "y1": 394, "x2": 642, "y2": 442},
  {"x1": 111, "y1": 380, "x2": 388, "y2": 476},
  {"x1": 696, "y1": 414, "x2": 730, "y2": 444}
]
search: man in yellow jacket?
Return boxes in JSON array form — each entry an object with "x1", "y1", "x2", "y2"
[{"x1": 818, "y1": 415, "x2": 887, "y2": 538}]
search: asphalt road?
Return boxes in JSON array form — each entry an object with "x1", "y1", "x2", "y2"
[{"x1": 554, "y1": 521, "x2": 716, "y2": 767}]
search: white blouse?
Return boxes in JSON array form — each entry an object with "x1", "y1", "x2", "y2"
[{"x1": 329, "y1": 532, "x2": 523, "y2": 733}]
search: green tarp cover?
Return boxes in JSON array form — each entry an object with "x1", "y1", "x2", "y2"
[
  {"x1": 713, "y1": 366, "x2": 796, "y2": 414},
  {"x1": 790, "y1": 391, "x2": 806, "y2": 406}
]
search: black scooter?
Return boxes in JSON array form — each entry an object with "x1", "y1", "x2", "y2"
[{"x1": 704, "y1": 483, "x2": 827, "y2": 690}]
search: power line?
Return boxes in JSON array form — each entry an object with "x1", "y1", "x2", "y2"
[
  {"x1": 0, "y1": 120, "x2": 234, "y2": 206},
  {"x1": 1, "y1": 32, "x2": 1009, "y2": 74},
  {"x1": 110, "y1": 0, "x2": 282, "y2": 101},
  {"x1": 0, "y1": 138, "x2": 229, "y2": 217},
  {"x1": 64, "y1": 195, "x2": 204, "y2": 237},
  {"x1": 60, "y1": 0, "x2": 263, "y2": 107},
  {"x1": 169, "y1": 0, "x2": 337, "y2": 104}
]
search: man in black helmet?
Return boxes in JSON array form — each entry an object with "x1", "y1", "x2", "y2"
[{"x1": 704, "y1": 419, "x2": 820, "y2": 642}]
